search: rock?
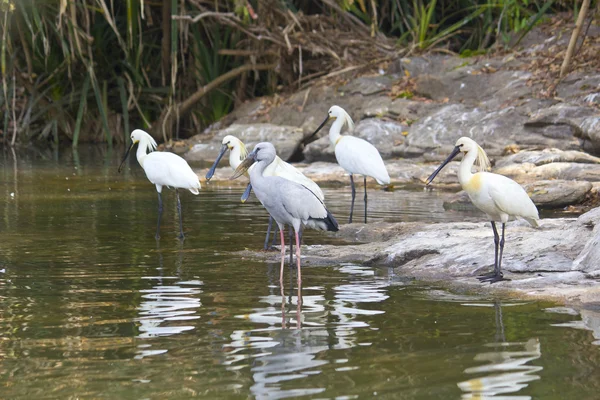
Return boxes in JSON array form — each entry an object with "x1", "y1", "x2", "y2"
[
  {"x1": 407, "y1": 104, "x2": 581, "y2": 160},
  {"x1": 496, "y1": 162, "x2": 600, "y2": 183},
  {"x1": 443, "y1": 180, "x2": 593, "y2": 209},
  {"x1": 184, "y1": 123, "x2": 304, "y2": 163},
  {"x1": 573, "y1": 207, "x2": 600, "y2": 275},
  {"x1": 524, "y1": 180, "x2": 592, "y2": 208},
  {"x1": 361, "y1": 97, "x2": 439, "y2": 122},
  {"x1": 339, "y1": 76, "x2": 393, "y2": 96},
  {"x1": 495, "y1": 148, "x2": 600, "y2": 169},
  {"x1": 527, "y1": 103, "x2": 600, "y2": 155}
]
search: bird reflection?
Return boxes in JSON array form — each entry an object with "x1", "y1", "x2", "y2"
[
  {"x1": 222, "y1": 263, "x2": 389, "y2": 399},
  {"x1": 458, "y1": 300, "x2": 542, "y2": 399},
  {"x1": 134, "y1": 244, "x2": 202, "y2": 359}
]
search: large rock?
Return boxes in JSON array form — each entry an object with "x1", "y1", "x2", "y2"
[
  {"x1": 496, "y1": 162, "x2": 600, "y2": 183},
  {"x1": 184, "y1": 124, "x2": 304, "y2": 163},
  {"x1": 527, "y1": 103, "x2": 600, "y2": 155},
  {"x1": 405, "y1": 104, "x2": 582, "y2": 160},
  {"x1": 495, "y1": 148, "x2": 600, "y2": 169},
  {"x1": 572, "y1": 207, "x2": 600, "y2": 276}
]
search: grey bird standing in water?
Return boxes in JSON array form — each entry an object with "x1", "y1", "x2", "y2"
[{"x1": 231, "y1": 142, "x2": 339, "y2": 285}]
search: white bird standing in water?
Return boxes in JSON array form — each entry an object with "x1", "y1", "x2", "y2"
[
  {"x1": 206, "y1": 135, "x2": 324, "y2": 251},
  {"x1": 426, "y1": 137, "x2": 539, "y2": 283},
  {"x1": 118, "y1": 129, "x2": 201, "y2": 240},
  {"x1": 310, "y1": 105, "x2": 390, "y2": 223},
  {"x1": 231, "y1": 142, "x2": 338, "y2": 285}
]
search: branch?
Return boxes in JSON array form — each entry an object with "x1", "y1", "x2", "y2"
[{"x1": 154, "y1": 62, "x2": 278, "y2": 140}]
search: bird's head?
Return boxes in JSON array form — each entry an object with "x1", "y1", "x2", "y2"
[
  {"x1": 230, "y1": 142, "x2": 276, "y2": 180},
  {"x1": 206, "y1": 135, "x2": 248, "y2": 181},
  {"x1": 309, "y1": 105, "x2": 355, "y2": 140},
  {"x1": 425, "y1": 137, "x2": 490, "y2": 185},
  {"x1": 118, "y1": 129, "x2": 157, "y2": 173}
]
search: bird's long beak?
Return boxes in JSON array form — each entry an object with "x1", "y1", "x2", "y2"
[
  {"x1": 426, "y1": 145, "x2": 462, "y2": 185},
  {"x1": 118, "y1": 141, "x2": 135, "y2": 173},
  {"x1": 308, "y1": 115, "x2": 333, "y2": 140},
  {"x1": 231, "y1": 151, "x2": 257, "y2": 180},
  {"x1": 205, "y1": 144, "x2": 228, "y2": 181}
]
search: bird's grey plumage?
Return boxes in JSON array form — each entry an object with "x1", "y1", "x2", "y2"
[
  {"x1": 246, "y1": 143, "x2": 338, "y2": 233},
  {"x1": 231, "y1": 142, "x2": 338, "y2": 285}
]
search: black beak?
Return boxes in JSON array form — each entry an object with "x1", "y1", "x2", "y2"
[
  {"x1": 231, "y1": 150, "x2": 257, "y2": 180},
  {"x1": 308, "y1": 115, "x2": 332, "y2": 140},
  {"x1": 205, "y1": 144, "x2": 228, "y2": 181},
  {"x1": 118, "y1": 141, "x2": 135, "y2": 173},
  {"x1": 426, "y1": 145, "x2": 462, "y2": 185}
]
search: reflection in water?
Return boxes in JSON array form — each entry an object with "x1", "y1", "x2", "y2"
[
  {"x1": 135, "y1": 249, "x2": 203, "y2": 359},
  {"x1": 458, "y1": 301, "x2": 542, "y2": 399},
  {"x1": 223, "y1": 263, "x2": 389, "y2": 399}
]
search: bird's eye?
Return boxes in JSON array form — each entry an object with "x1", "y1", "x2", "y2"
[{"x1": 458, "y1": 144, "x2": 464, "y2": 148}]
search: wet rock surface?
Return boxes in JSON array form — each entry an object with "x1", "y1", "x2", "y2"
[{"x1": 239, "y1": 206, "x2": 600, "y2": 307}]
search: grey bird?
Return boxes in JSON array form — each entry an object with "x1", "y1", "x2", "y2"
[{"x1": 231, "y1": 142, "x2": 339, "y2": 284}]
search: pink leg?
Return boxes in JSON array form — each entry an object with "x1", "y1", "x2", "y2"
[
  {"x1": 295, "y1": 230, "x2": 302, "y2": 285},
  {"x1": 279, "y1": 228, "x2": 286, "y2": 284}
]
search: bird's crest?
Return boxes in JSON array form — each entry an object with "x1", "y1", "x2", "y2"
[
  {"x1": 239, "y1": 140, "x2": 248, "y2": 161},
  {"x1": 475, "y1": 144, "x2": 490, "y2": 172},
  {"x1": 340, "y1": 108, "x2": 355, "y2": 132},
  {"x1": 145, "y1": 135, "x2": 158, "y2": 153}
]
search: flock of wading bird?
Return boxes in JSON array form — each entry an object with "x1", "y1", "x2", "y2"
[{"x1": 119, "y1": 105, "x2": 539, "y2": 286}]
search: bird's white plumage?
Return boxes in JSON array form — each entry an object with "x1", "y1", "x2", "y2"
[
  {"x1": 335, "y1": 136, "x2": 391, "y2": 185},
  {"x1": 132, "y1": 129, "x2": 201, "y2": 194},
  {"x1": 222, "y1": 135, "x2": 324, "y2": 201},
  {"x1": 327, "y1": 105, "x2": 390, "y2": 185},
  {"x1": 456, "y1": 137, "x2": 538, "y2": 226}
]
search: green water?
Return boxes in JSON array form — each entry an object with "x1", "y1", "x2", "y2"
[{"x1": 0, "y1": 147, "x2": 599, "y2": 399}]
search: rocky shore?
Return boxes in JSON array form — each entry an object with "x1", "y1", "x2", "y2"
[{"x1": 181, "y1": 25, "x2": 600, "y2": 309}]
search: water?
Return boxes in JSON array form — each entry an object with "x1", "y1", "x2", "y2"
[{"x1": 0, "y1": 147, "x2": 599, "y2": 399}]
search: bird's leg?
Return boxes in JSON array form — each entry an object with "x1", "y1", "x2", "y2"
[
  {"x1": 289, "y1": 227, "x2": 294, "y2": 268},
  {"x1": 175, "y1": 189, "x2": 185, "y2": 240},
  {"x1": 280, "y1": 283, "x2": 286, "y2": 330},
  {"x1": 271, "y1": 225, "x2": 279, "y2": 248},
  {"x1": 349, "y1": 174, "x2": 356, "y2": 223},
  {"x1": 155, "y1": 192, "x2": 163, "y2": 240},
  {"x1": 263, "y1": 216, "x2": 274, "y2": 250},
  {"x1": 279, "y1": 228, "x2": 286, "y2": 284},
  {"x1": 478, "y1": 222, "x2": 510, "y2": 283},
  {"x1": 295, "y1": 229, "x2": 302, "y2": 286},
  {"x1": 364, "y1": 176, "x2": 368, "y2": 224},
  {"x1": 498, "y1": 223, "x2": 506, "y2": 274},
  {"x1": 296, "y1": 278, "x2": 302, "y2": 330}
]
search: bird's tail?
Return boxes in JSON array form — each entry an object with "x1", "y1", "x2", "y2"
[{"x1": 307, "y1": 208, "x2": 339, "y2": 232}]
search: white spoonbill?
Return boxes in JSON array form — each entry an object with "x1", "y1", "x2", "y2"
[
  {"x1": 426, "y1": 137, "x2": 539, "y2": 283},
  {"x1": 310, "y1": 105, "x2": 390, "y2": 223},
  {"x1": 206, "y1": 134, "x2": 324, "y2": 250},
  {"x1": 118, "y1": 129, "x2": 201, "y2": 240},
  {"x1": 231, "y1": 142, "x2": 338, "y2": 285}
]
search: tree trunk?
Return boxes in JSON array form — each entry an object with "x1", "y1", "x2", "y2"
[{"x1": 161, "y1": 0, "x2": 171, "y2": 86}]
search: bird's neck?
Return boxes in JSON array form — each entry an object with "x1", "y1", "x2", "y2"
[
  {"x1": 249, "y1": 160, "x2": 268, "y2": 189},
  {"x1": 136, "y1": 139, "x2": 151, "y2": 167},
  {"x1": 229, "y1": 146, "x2": 242, "y2": 170},
  {"x1": 329, "y1": 118, "x2": 345, "y2": 147},
  {"x1": 458, "y1": 149, "x2": 477, "y2": 187}
]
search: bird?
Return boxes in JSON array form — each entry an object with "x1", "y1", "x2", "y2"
[
  {"x1": 426, "y1": 137, "x2": 539, "y2": 284},
  {"x1": 118, "y1": 129, "x2": 201, "y2": 240},
  {"x1": 309, "y1": 105, "x2": 390, "y2": 223},
  {"x1": 230, "y1": 142, "x2": 339, "y2": 285},
  {"x1": 206, "y1": 134, "x2": 324, "y2": 251}
]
